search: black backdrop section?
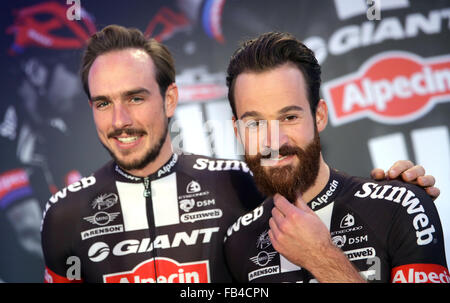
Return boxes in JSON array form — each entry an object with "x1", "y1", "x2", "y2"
[{"x1": 0, "y1": 0, "x2": 448, "y2": 282}]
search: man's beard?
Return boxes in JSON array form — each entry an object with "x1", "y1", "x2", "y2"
[
  {"x1": 245, "y1": 129, "x2": 321, "y2": 203},
  {"x1": 103, "y1": 120, "x2": 169, "y2": 171}
]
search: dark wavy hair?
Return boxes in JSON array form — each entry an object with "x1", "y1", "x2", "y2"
[{"x1": 226, "y1": 32, "x2": 322, "y2": 118}]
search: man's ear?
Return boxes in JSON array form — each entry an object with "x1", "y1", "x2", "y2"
[
  {"x1": 164, "y1": 83, "x2": 178, "y2": 118},
  {"x1": 315, "y1": 99, "x2": 328, "y2": 133},
  {"x1": 232, "y1": 115, "x2": 243, "y2": 144}
]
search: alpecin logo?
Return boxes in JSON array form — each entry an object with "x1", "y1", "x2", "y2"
[
  {"x1": 322, "y1": 51, "x2": 450, "y2": 125},
  {"x1": 103, "y1": 257, "x2": 210, "y2": 283}
]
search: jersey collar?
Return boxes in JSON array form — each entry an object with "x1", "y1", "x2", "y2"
[
  {"x1": 307, "y1": 168, "x2": 346, "y2": 212},
  {"x1": 114, "y1": 153, "x2": 179, "y2": 183}
]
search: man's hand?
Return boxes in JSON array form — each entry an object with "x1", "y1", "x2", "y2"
[
  {"x1": 268, "y1": 194, "x2": 365, "y2": 283},
  {"x1": 371, "y1": 160, "x2": 440, "y2": 200}
]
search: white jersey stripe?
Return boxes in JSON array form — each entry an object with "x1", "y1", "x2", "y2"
[
  {"x1": 151, "y1": 172, "x2": 180, "y2": 227},
  {"x1": 116, "y1": 181, "x2": 148, "y2": 231}
]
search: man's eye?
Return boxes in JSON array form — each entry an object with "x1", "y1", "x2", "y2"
[
  {"x1": 246, "y1": 120, "x2": 259, "y2": 129},
  {"x1": 130, "y1": 96, "x2": 144, "y2": 103},
  {"x1": 283, "y1": 115, "x2": 298, "y2": 122},
  {"x1": 95, "y1": 101, "x2": 110, "y2": 109},
  {"x1": 245, "y1": 120, "x2": 268, "y2": 129}
]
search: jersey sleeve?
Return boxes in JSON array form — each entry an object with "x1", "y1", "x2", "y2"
[
  {"x1": 41, "y1": 194, "x2": 82, "y2": 283},
  {"x1": 387, "y1": 184, "x2": 449, "y2": 283}
]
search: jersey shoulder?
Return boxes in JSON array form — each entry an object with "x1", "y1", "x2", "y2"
[
  {"x1": 336, "y1": 171, "x2": 443, "y2": 248},
  {"x1": 340, "y1": 172, "x2": 434, "y2": 209},
  {"x1": 41, "y1": 161, "x2": 114, "y2": 229}
]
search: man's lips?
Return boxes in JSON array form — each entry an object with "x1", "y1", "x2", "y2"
[
  {"x1": 108, "y1": 129, "x2": 146, "y2": 149},
  {"x1": 112, "y1": 135, "x2": 144, "y2": 150},
  {"x1": 260, "y1": 154, "x2": 295, "y2": 167},
  {"x1": 115, "y1": 136, "x2": 139, "y2": 143}
]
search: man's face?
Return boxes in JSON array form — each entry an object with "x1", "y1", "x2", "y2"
[
  {"x1": 233, "y1": 63, "x2": 322, "y2": 202},
  {"x1": 88, "y1": 48, "x2": 172, "y2": 171}
]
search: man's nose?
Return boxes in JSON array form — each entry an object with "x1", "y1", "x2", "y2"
[
  {"x1": 261, "y1": 120, "x2": 288, "y2": 153},
  {"x1": 112, "y1": 103, "x2": 132, "y2": 129}
]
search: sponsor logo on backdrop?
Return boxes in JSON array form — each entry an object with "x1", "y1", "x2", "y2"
[
  {"x1": 305, "y1": 7, "x2": 450, "y2": 63},
  {"x1": 103, "y1": 257, "x2": 210, "y2": 283},
  {"x1": 323, "y1": 52, "x2": 450, "y2": 125},
  {"x1": 177, "y1": 67, "x2": 227, "y2": 103}
]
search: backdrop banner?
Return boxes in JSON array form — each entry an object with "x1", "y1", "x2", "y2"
[{"x1": 0, "y1": 0, "x2": 448, "y2": 282}]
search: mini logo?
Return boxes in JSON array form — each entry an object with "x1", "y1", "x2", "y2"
[
  {"x1": 322, "y1": 52, "x2": 450, "y2": 125},
  {"x1": 88, "y1": 242, "x2": 110, "y2": 262},
  {"x1": 340, "y1": 213, "x2": 355, "y2": 228},
  {"x1": 332, "y1": 235, "x2": 347, "y2": 248},
  {"x1": 186, "y1": 180, "x2": 201, "y2": 193},
  {"x1": 256, "y1": 230, "x2": 272, "y2": 250},
  {"x1": 103, "y1": 257, "x2": 210, "y2": 283},
  {"x1": 179, "y1": 198, "x2": 195, "y2": 212},
  {"x1": 92, "y1": 193, "x2": 118, "y2": 210},
  {"x1": 249, "y1": 251, "x2": 278, "y2": 267},
  {"x1": 84, "y1": 211, "x2": 120, "y2": 226}
]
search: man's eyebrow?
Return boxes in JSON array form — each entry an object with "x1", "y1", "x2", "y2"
[
  {"x1": 239, "y1": 111, "x2": 261, "y2": 120},
  {"x1": 90, "y1": 95, "x2": 108, "y2": 103},
  {"x1": 122, "y1": 88, "x2": 151, "y2": 97},
  {"x1": 90, "y1": 88, "x2": 151, "y2": 102},
  {"x1": 239, "y1": 106, "x2": 304, "y2": 120},
  {"x1": 277, "y1": 105, "x2": 304, "y2": 114}
]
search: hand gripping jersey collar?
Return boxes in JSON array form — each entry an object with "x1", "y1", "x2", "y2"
[{"x1": 113, "y1": 153, "x2": 179, "y2": 183}]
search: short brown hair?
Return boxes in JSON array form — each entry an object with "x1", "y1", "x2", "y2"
[
  {"x1": 80, "y1": 24, "x2": 175, "y2": 99},
  {"x1": 226, "y1": 32, "x2": 321, "y2": 118}
]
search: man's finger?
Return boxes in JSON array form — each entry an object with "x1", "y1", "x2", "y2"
[
  {"x1": 417, "y1": 175, "x2": 436, "y2": 187},
  {"x1": 387, "y1": 160, "x2": 414, "y2": 179},
  {"x1": 269, "y1": 218, "x2": 280, "y2": 241},
  {"x1": 271, "y1": 205, "x2": 285, "y2": 224},
  {"x1": 370, "y1": 168, "x2": 386, "y2": 180},
  {"x1": 294, "y1": 195, "x2": 314, "y2": 214},
  {"x1": 273, "y1": 194, "x2": 296, "y2": 216},
  {"x1": 400, "y1": 165, "x2": 426, "y2": 182}
]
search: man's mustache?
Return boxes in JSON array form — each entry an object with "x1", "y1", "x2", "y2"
[
  {"x1": 260, "y1": 145, "x2": 302, "y2": 159},
  {"x1": 107, "y1": 128, "x2": 146, "y2": 138}
]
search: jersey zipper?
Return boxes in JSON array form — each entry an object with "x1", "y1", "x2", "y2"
[
  {"x1": 143, "y1": 176, "x2": 159, "y2": 282},
  {"x1": 143, "y1": 177, "x2": 151, "y2": 197}
]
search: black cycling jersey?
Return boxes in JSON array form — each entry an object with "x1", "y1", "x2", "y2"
[
  {"x1": 41, "y1": 153, "x2": 264, "y2": 283},
  {"x1": 224, "y1": 168, "x2": 449, "y2": 283}
]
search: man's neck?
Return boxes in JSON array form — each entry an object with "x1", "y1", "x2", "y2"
[
  {"x1": 296, "y1": 155, "x2": 330, "y2": 204},
  {"x1": 124, "y1": 135, "x2": 174, "y2": 178}
]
